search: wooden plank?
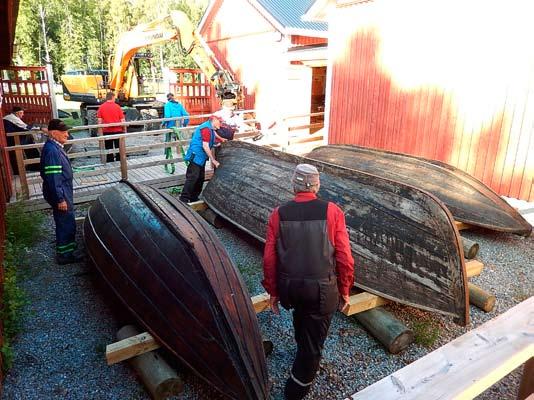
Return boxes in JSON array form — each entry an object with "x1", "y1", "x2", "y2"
[
  {"x1": 466, "y1": 259, "x2": 484, "y2": 278},
  {"x1": 188, "y1": 200, "x2": 208, "y2": 212},
  {"x1": 251, "y1": 293, "x2": 270, "y2": 314},
  {"x1": 106, "y1": 331, "x2": 160, "y2": 365},
  {"x1": 347, "y1": 297, "x2": 534, "y2": 400},
  {"x1": 455, "y1": 221, "x2": 474, "y2": 231},
  {"x1": 343, "y1": 292, "x2": 390, "y2": 316}
]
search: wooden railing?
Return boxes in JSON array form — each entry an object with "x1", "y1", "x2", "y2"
[{"x1": 3, "y1": 110, "x2": 325, "y2": 200}]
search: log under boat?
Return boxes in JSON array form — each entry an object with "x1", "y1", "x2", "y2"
[
  {"x1": 203, "y1": 141, "x2": 469, "y2": 325},
  {"x1": 83, "y1": 181, "x2": 269, "y2": 400},
  {"x1": 308, "y1": 145, "x2": 532, "y2": 236}
]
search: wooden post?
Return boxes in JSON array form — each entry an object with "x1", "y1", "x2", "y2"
[
  {"x1": 461, "y1": 236, "x2": 480, "y2": 259},
  {"x1": 117, "y1": 325, "x2": 183, "y2": 400},
  {"x1": 98, "y1": 131, "x2": 106, "y2": 164},
  {"x1": 468, "y1": 283, "x2": 496, "y2": 312},
  {"x1": 13, "y1": 135, "x2": 29, "y2": 199},
  {"x1": 119, "y1": 136, "x2": 128, "y2": 180},
  {"x1": 354, "y1": 307, "x2": 414, "y2": 354},
  {"x1": 518, "y1": 357, "x2": 534, "y2": 400}
]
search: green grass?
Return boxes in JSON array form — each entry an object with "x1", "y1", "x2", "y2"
[
  {"x1": 412, "y1": 319, "x2": 440, "y2": 348},
  {"x1": 1, "y1": 204, "x2": 45, "y2": 371},
  {"x1": 167, "y1": 186, "x2": 182, "y2": 195}
]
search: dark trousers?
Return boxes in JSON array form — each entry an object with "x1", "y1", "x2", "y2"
[
  {"x1": 180, "y1": 162, "x2": 205, "y2": 203},
  {"x1": 52, "y1": 205, "x2": 77, "y2": 255},
  {"x1": 105, "y1": 136, "x2": 120, "y2": 162},
  {"x1": 281, "y1": 277, "x2": 338, "y2": 400}
]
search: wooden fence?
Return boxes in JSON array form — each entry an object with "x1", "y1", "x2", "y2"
[
  {"x1": 0, "y1": 66, "x2": 52, "y2": 125},
  {"x1": 4, "y1": 110, "x2": 324, "y2": 202},
  {"x1": 169, "y1": 68, "x2": 214, "y2": 125}
]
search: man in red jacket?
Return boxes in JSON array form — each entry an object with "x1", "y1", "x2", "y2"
[
  {"x1": 97, "y1": 92, "x2": 126, "y2": 162},
  {"x1": 262, "y1": 163, "x2": 354, "y2": 400}
]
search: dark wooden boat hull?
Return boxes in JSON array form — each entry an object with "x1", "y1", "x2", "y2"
[
  {"x1": 83, "y1": 181, "x2": 268, "y2": 399},
  {"x1": 203, "y1": 141, "x2": 469, "y2": 325},
  {"x1": 308, "y1": 145, "x2": 532, "y2": 236}
]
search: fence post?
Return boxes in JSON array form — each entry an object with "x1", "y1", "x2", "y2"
[
  {"x1": 98, "y1": 131, "x2": 106, "y2": 164},
  {"x1": 13, "y1": 135, "x2": 29, "y2": 199},
  {"x1": 119, "y1": 136, "x2": 128, "y2": 180}
]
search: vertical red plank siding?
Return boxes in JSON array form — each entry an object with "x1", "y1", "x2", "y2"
[{"x1": 327, "y1": 0, "x2": 534, "y2": 201}]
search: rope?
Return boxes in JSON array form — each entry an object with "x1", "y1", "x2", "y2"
[{"x1": 163, "y1": 126, "x2": 189, "y2": 174}]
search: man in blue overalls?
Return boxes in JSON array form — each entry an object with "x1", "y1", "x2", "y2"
[
  {"x1": 40, "y1": 119, "x2": 83, "y2": 265},
  {"x1": 179, "y1": 115, "x2": 223, "y2": 203}
]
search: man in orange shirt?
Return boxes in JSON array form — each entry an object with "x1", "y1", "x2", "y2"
[{"x1": 97, "y1": 92, "x2": 126, "y2": 162}]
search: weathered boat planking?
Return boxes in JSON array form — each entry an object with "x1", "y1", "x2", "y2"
[
  {"x1": 308, "y1": 145, "x2": 532, "y2": 236},
  {"x1": 203, "y1": 141, "x2": 469, "y2": 325},
  {"x1": 83, "y1": 181, "x2": 269, "y2": 400}
]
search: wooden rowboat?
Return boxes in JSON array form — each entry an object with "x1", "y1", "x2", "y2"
[
  {"x1": 83, "y1": 181, "x2": 269, "y2": 399},
  {"x1": 308, "y1": 145, "x2": 532, "y2": 236},
  {"x1": 203, "y1": 141, "x2": 469, "y2": 325}
]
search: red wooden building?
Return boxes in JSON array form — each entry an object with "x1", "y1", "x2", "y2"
[
  {"x1": 199, "y1": 0, "x2": 329, "y2": 131},
  {"x1": 305, "y1": 0, "x2": 534, "y2": 201}
]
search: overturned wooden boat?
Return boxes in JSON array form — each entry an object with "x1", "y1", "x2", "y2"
[
  {"x1": 308, "y1": 145, "x2": 532, "y2": 236},
  {"x1": 83, "y1": 181, "x2": 269, "y2": 400},
  {"x1": 203, "y1": 141, "x2": 469, "y2": 325}
]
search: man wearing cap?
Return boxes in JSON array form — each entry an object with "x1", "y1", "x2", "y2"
[
  {"x1": 179, "y1": 115, "x2": 223, "y2": 203},
  {"x1": 163, "y1": 93, "x2": 189, "y2": 129},
  {"x1": 40, "y1": 119, "x2": 83, "y2": 265},
  {"x1": 262, "y1": 163, "x2": 354, "y2": 400}
]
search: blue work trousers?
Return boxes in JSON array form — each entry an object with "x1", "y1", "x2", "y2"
[{"x1": 52, "y1": 205, "x2": 77, "y2": 255}]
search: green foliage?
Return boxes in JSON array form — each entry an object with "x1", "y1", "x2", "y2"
[
  {"x1": 412, "y1": 319, "x2": 440, "y2": 348},
  {"x1": 5, "y1": 203, "x2": 45, "y2": 249},
  {"x1": 14, "y1": 0, "x2": 209, "y2": 78},
  {"x1": 1, "y1": 204, "x2": 45, "y2": 371},
  {"x1": 167, "y1": 186, "x2": 182, "y2": 195}
]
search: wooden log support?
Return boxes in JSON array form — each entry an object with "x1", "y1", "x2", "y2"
[
  {"x1": 461, "y1": 236, "x2": 480, "y2": 259},
  {"x1": 347, "y1": 297, "x2": 534, "y2": 400},
  {"x1": 518, "y1": 357, "x2": 534, "y2": 400},
  {"x1": 116, "y1": 325, "x2": 183, "y2": 400},
  {"x1": 469, "y1": 283, "x2": 496, "y2": 312},
  {"x1": 354, "y1": 307, "x2": 414, "y2": 354},
  {"x1": 198, "y1": 208, "x2": 224, "y2": 228},
  {"x1": 466, "y1": 259, "x2": 484, "y2": 278}
]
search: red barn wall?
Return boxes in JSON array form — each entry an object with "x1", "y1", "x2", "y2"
[
  {"x1": 327, "y1": 0, "x2": 534, "y2": 201},
  {"x1": 201, "y1": 0, "x2": 314, "y2": 130}
]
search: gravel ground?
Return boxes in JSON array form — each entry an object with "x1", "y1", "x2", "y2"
[{"x1": 2, "y1": 205, "x2": 532, "y2": 399}]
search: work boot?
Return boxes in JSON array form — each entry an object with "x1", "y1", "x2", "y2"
[{"x1": 56, "y1": 250, "x2": 85, "y2": 265}]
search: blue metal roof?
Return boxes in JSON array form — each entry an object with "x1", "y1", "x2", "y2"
[{"x1": 255, "y1": 0, "x2": 327, "y2": 32}]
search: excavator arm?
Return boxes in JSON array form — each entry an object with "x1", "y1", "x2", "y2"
[{"x1": 109, "y1": 10, "x2": 242, "y2": 104}]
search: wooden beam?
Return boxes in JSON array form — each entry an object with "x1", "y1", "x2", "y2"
[
  {"x1": 188, "y1": 200, "x2": 208, "y2": 212},
  {"x1": 106, "y1": 331, "x2": 160, "y2": 365},
  {"x1": 347, "y1": 297, "x2": 534, "y2": 400},
  {"x1": 342, "y1": 291, "x2": 389, "y2": 316},
  {"x1": 466, "y1": 259, "x2": 484, "y2": 278},
  {"x1": 455, "y1": 221, "x2": 474, "y2": 231},
  {"x1": 252, "y1": 293, "x2": 270, "y2": 313}
]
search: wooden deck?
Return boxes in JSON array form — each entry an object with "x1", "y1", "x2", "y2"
[{"x1": 14, "y1": 155, "x2": 190, "y2": 210}]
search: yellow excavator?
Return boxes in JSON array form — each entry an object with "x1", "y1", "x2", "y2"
[{"x1": 61, "y1": 11, "x2": 242, "y2": 125}]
